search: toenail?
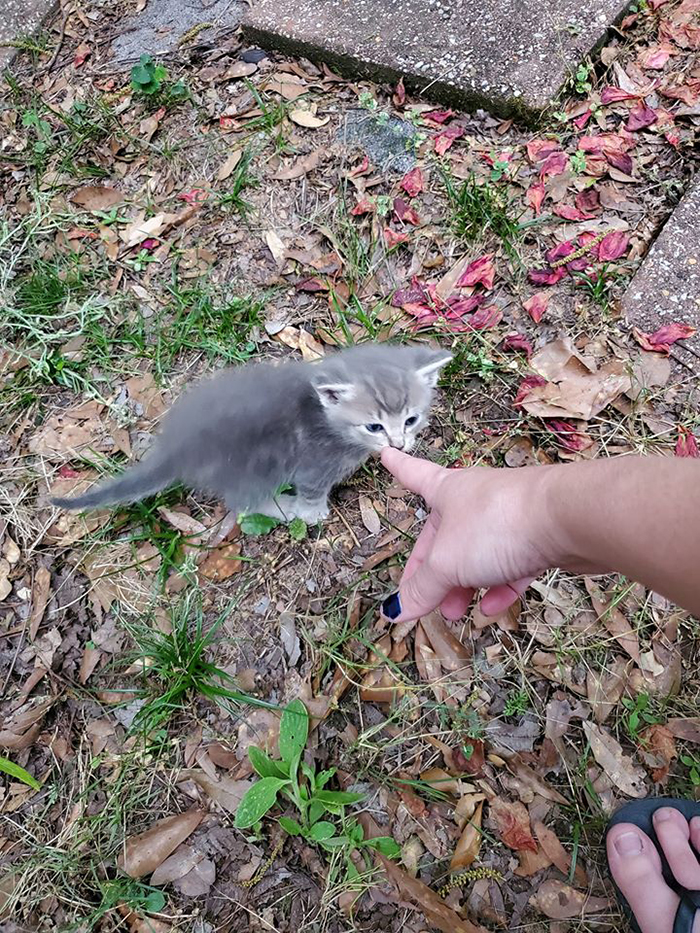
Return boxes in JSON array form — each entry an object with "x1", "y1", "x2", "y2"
[
  {"x1": 654, "y1": 808, "x2": 674, "y2": 823},
  {"x1": 614, "y1": 831, "x2": 644, "y2": 855}
]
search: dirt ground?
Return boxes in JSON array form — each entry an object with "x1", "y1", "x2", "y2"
[{"x1": 1, "y1": 1, "x2": 700, "y2": 931}]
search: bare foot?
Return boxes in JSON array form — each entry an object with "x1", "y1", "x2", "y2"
[{"x1": 607, "y1": 807, "x2": 700, "y2": 933}]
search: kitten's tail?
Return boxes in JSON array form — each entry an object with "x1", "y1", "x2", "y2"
[{"x1": 50, "y1": 455, "x2": 175, "y2": 510}]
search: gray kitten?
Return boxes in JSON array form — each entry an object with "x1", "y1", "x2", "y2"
[{"x1": 51, "y1": 343, "x2": 451, "y2": 523}]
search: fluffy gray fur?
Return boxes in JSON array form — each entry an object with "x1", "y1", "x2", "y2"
[{"x1": 51, "y1": 343, "x2": 451, "y2": 522}]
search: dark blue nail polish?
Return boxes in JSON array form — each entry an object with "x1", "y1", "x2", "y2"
[{"x1": 382, "y1": 592, "x2": 402, "y2": 620}]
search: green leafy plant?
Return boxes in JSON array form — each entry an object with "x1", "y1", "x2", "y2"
[
  {"x1": 236, "y1": 700, "x2": 361, "y2": 836},
  {"x1": 569, "y1": 149, "x2": 587, "y2": 174},
  {"x1": 239, "y1": 513, "x2": 281, "y2": 536},
  {"x1": 681, "y1": 753, "x2": 700, "y2": 787},
  {"x1": 440, "y1": 167, "x2": 523, "y2": 260},
  {"x1": 0, "y1": 755, "x2": 40, "y2": 790},
  {"x1": 622, "y1": 693, "x2": 658, "y2": 743},
  {"x1": 573, "y1": 63, "x2": 593, "y2": 96},
  {"x1": 288, "y1": 517, "x2": 307, "y2": 541},
  {"x1": 503, "y1": 688, "x2": 530, "y2": 718},
  {"x1": 130, "y1": 55, "x2": 168, "y2": 96}
]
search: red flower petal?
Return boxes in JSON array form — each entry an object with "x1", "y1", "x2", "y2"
[
  {"x1": 598, "y1": 231, "x2": 629, "y2": 261},
  {"x1": 523, "y1": 292, "x2": 549, "y2": 323},
  {"x1": 539, "y1": 150, "x2": 569, "y2": 178},
  {"x1": 456, "y1": 254, "x2": 495, "y2": 290},
  {"x1": 467, "y1": 304, "x2": 502, "y2": 330},
  {"x1": 349, "y1": 155, "x2": 370, "y2": 177},
  {"x1": 178, "y1": 188, "x2": 208, "y2": 204},
  {"x1": 434, "y1": 126, "x2": 464, "y2": 155},
  {"x1": 393, "y1": 198, "x2": 421, "y2": 226},
  {"x1": 640, "y1": 47, "x2": 671, "y2": 69},
  {"x1": 447, "y1": 295, "x2": 485, "y2": 316},
  {"x1": 676, "y1": 426, "x2": 700, "y2": 458},
  {"x1": 626, "y1": 104, "x2": 658, "y2": 131},
  {"x1": 526, "y1": 140, "x2": 560, "y2": 163},
  {"x1": 574, "y1": 109, "x2": 593, "y2": 130},
  {"x1": 400, "y1": 166, "x2": 424, "y2": 198},
  {"x1": 502, "y1": 333, "x2": 533, "y2": 357},
  {"x1": 350, "y1": 197, "x2": 375, "y2": 216},
  {"x1": 575, "y1": 188, "x2": 600, "y2": 214},
  {"x1": 547, "y1": 419, "x2": 594, "y2": 452},
  {"x1": 526, "y1": 180, "x2": 545, "y2": 215},
  {"x1": 392, "y1": 78, "x2": 406, "y2": 107},
  {"x1": 514, "y1": 375, "x2": 548, "y2": 407},
  {"x1": 633, "y1": 323, "x2": 697, "y2": 353},
  {"x1": 384, "y1": 228, "x2": 409, "y2": 248},
  {"x1": 605, "y1": 151, "x2": 634, "y2": 175},
  {"x1": 424, "y1": 109, "x2": 454, "y2": 124},
  {"x1": 600, "y1": 86, "x2": 640, "y2": 104},
  {"x1": 527, "y1": 266, "x2": 568, "y2": 286},
  {"x1": 554, "y1": 204, "x2": 592, "y2": 221}
]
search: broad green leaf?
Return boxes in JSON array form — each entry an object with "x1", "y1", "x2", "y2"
[
  {"x1": 308, "y1": 821, "x2": 336, "y2": 842},
  {"x1": 345, "y1": 856, "x2": 361, "y2": 879},
  {"x1": 234, "y1": 777, "x2": 289, "y2": 829},
  {"x1": 239, "y1": 513, "x2": 280, "y2": 536},
  {"x1": 143, "y1": 889, "x2": 166, "y2": 912},
  {"x1": 300, "y1": 761, "x2": 316, "y2": 788},
  {"x1": 0, "y1": 756, "x2": 40, "y2": 790},
  {"x1": 288, "y1": 518, "x2": 307, "y2": 541},
  {"x1": 278, "y1": 816, "x2": 302, "y2": 835},
  {"x1": 248, "y1": 746, "x2": 288, "y2": 780},
  {"x1": 314, "y1": 790, "x2": 364, "y2": 806},
  {"x1": 366, "y1": 836, "x2": 401, "y2": 858},
  {"x1": 308, "y1": 799, "x2": 325, "y2": 825},
  {"x1": 279, "y1": 699, "x2": 308, "y2": 766},
  {"x1": 315, "y1": 768, "x2": 335, "y2": 790},
  {"x1": 317, "y1": 836, "x2": 348, "y2": 850}
]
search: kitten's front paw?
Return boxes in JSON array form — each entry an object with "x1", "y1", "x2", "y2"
[{"x1": 293, "y1": 500, "x2": 330, "y2": 523}]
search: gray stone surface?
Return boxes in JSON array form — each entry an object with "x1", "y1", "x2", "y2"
[
  {"x1": 338, "y1": 109, "x2": 417, "y2": 173},
  {"x1": 111, "y1": 0, "x2": 246, "y2": 65},
  {"x1": 623, "y1": 176, "x2": 700, "y2": 374},
  {"x1": 244, "y1": 0, "x2": 628, "y2": 117},
  {"x1": 0, "y1": 0, "x2": 55, "y2": 70}
]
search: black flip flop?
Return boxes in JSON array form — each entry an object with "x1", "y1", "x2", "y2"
[{"x1": 606, "y1": 797, "x2": 700, "y2": 933}]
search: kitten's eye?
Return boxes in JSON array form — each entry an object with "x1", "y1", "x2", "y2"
[
  {"x1": 365, "y1": 423, "x2": 384, "y2": 434},
  {"x1": 404, "y1": 415, "x2": 419, "y2": 427}
]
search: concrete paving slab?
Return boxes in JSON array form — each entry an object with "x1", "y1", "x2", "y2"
[
  {"x1": 111, "y1": 0, "x2": 247, "y2": 65},
  {"x1": 243, "y1": 0, "x2": 628, "y2": 117},
  {"x1": 0, "y1": 0, "x2": 55, "y2": 70},
  {"x1": 622, "y1": 176, "x2": 700, "y2": 374}
]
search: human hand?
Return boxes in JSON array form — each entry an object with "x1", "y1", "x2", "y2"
[{"x1": 380, "y1": 448, "x2": 554, "y2": 623}]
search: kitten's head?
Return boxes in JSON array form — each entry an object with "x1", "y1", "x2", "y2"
[{"x1": 311, "y1": 344, "x2": 452, "y2": 452}]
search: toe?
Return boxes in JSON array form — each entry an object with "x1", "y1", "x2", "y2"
[
  {"x1": 653, "y1": 808, "x2": 700, "y2": 890},
  {"x1": 690, "y1": 816, "x2": 700, "y2": 855},
  {"x1": 607, "y1": 823, "x2": 680, "y2": 933}
]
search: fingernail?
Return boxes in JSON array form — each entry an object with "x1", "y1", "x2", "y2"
[
  {"x1": 654, "y1": 807, "x2": 673, "y2": 823},
  {"x1": 382, "y1": 592, "x2": 402, "y2": 620},
  {"x1": 614, "y1": 832, "x2": 643, "y2": 856}
]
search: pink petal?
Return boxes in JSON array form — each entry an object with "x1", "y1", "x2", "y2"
[
  {"x1": 447, "y1": 295, "x2": 485, "y2": 316},
  {"x1": 526, "y1": 180, "x2": 546, "y2": 215},
  {"x1": 528, "y1": 266, "x2": 568, "y2": 286},
  {"x1": 605, "y1": 151, "x2": 634, "y2": 175},
  {"x1": 575, "y1": 188, "x2": 600, "y2": 214},
  {"x1": 598, "y1": 231, "x2": 629, "y2": 261},
  {"x1": 178, "y1": 188, "x2": 208, "y2": 204},
  {"x1": 384, "y1": 228, "x2": 409, "y2": 248},
  {"x1": 526, "y1": 140, "x2": 561, "y2": 163},
  {"x1": 424, "y1": 109, "x2": 455, "y2": 124},
  {"x1": 547, "y1": 420, "x2": 594, "y2": 452},
  {"x1": 676, "y1": 427, "x2": 700, "y2": 458},
  {"x1": 467, "y1": 304, "x2": 502, "y2": 330},
  {"x1": 640, "y1": 47, "x2": 671, "y2": 69},
  {"x1": 514, "y1": 375, "x2": 548, "y2": 407},
  {"x1": 574, "y1": 109, "x2": 593, "y2": 129},
  {"x1": 554, "y1": 204, "x2": 592, "y2": 221},
  {"x1": 434, "y1": 126, "x2": 464, "y2": 155},
  {"x1": 502, "y1": 333, "x2": 533, "y2": 357},
  {"x1": 626, "y1": 103, "x2": 658, "y2": 131},
  {"x1": 456, "y1": 254, "x2": 496, "y2": 290},
  {"x1": 392, "y1": 279, "x2": 428, "y2": 306},
  {"x1": 400, "y1": 167, "x2": 424, "y2": 198},
  {"x1": 393, "y1": 198, "x2": 421, "y2": 225},
  {"x1": 393, "y1": 78, "x2": 406, "y2": 107},
  {"x1": 633, "y1": 323, "x2": 697, "y2": 353},
  {"x1": 546, "y1": 240, "x2": 576, "y2": 263},
  {"x1": 600, "y1": 86, "x2": 640, "y2": 104},
  {"x1": 349, "y1": 155, "x2": 370, "y2": 177},
  {"x1": 539, "y1": 150, "x2": 569, "y2": 178},
  {"x1": 523, "y1": 292, "x2": 549, "y2": 324},
  {"x1": 350, "y1": 197, "x2": 375, "y2": 216}
]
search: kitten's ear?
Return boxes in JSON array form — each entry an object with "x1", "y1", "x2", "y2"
[
  {"x1": 415, "y1": 351, "x2": 453, "y2": 388},
  {"x1": 314, "y1": 382, "x2": 356, "y2": 407}
]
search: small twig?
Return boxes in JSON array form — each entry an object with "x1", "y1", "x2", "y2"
[{"x1": 45, "y1": 4, "x2": 72, "y2": 72}]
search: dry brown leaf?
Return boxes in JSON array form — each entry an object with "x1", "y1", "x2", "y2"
[
  {"x1": 667, "y1": 717, "x2": 700, "y2": 744},
  {"x1": 487, "y1": 796, "x2": 537, "y2": 852},
  {"x1": 0, "y1": 697, "x2": 54, "y2": 750},
  {"x1": 115, "y1": 903, "x2": 172, "y2": 933},
  {"x1": 450, "y1": 800, "x2": 483, "y2": 870},
  {"x1": 125, "y1": 372, "x2": 166, "y2": 420},
  {"x1": 531, "y1": 880, "x2": 611, "y2": 919},
  {"x1": 289, "y1": 108, "x2": 330, "y2": 128},
  {"x1": 358, "y1": 495, "x2": 381, "y2": 535},
  {"x1": 217, "y1": 149, "x2": 242, "y2": 181},
  {"x1": 505, "y1": 756, "x2": 569, "y2": 805},
  {"x1": 117, "y1": 809, "x2": 204, "y2": 878},
  {"x1": 2, "y1": 536, "x2": 20, "y2": 565},
  {"x1": 157, "y1": 508, "x2": 206, "y2": 538},
  {"x1": 150, "y1": 844, "x2": 203, "y2": 885},
  {"x1": 421, "y1": 611, "x2": 470, "y2": 672},
  {"x1": 583, "y1": 722, "x2": 646, "y2": 797},
  {"x1": 28, "y1": 566, "x2": 51, "y2": 640},
  {"x1": 121, "y1": 212, "x2": 176, "y2": 248},
  {"x1": 377, "y1": 852, "x2": 488, "y2": 933},
  {"x1": 586, "y1": 658, "x2": 632, "y2": 723},
  {"x1": 265, "y1": 230, "x2": 288, "y2": 267},
  {"x1": 521, "y1": 337, "x2": 630, "y2": 420},
  {"x1": 638, "y1": 724, "x2": 677, "y2": 783},
  {"x1": 515, "y1": 844, "x2": 553, "y2": 876},
  {"x1": 182, "y1": 768, "x2": 252, "y2": 814},
  {"x1": 584, "y1": 578, "x2": 641, "y2": 664},
  {"x1": 0, "y1": 561, "x2": 10, "y2": 602},
  {"x1": 266, "y1": 73, "x2": 310, "y2": 100},
  {"x1": 28, "y1": 416, "x2": 102, "y2": 459},
  {"x1": 274, "y1": 325, "x2": 325, "y2": 361},
  {"x1": 198, "y1": 542, "x2": 242, "y2": 581},
  {"x1": 79, "y1": 643, "x2": 102, "y2": 684},
  {"x1": 70, "y1": 185, "x2": 124, "y2": 211},
  {"x1": 533, "y1": 820, "x2": 589, "y2": 887}
]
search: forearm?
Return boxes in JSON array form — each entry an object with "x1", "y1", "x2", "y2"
[{"x1": 539, "y1": 456, "x2": 700, "y2": 615}]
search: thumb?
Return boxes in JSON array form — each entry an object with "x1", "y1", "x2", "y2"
[
  {"x1": 382, "y1": 560, "x2": 452, "y2": 624},
  {"x1": 380, "y1": 448, "x2": 445, "y2": 507}
]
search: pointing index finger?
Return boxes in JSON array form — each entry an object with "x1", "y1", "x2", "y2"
[{"x1": 380, "y1": 448, "x2": 445, "y2": 508}]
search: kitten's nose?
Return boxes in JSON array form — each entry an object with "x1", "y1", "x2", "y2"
[{"x1": 389, "y1": 438, "x2": 405, "y2": 450}]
